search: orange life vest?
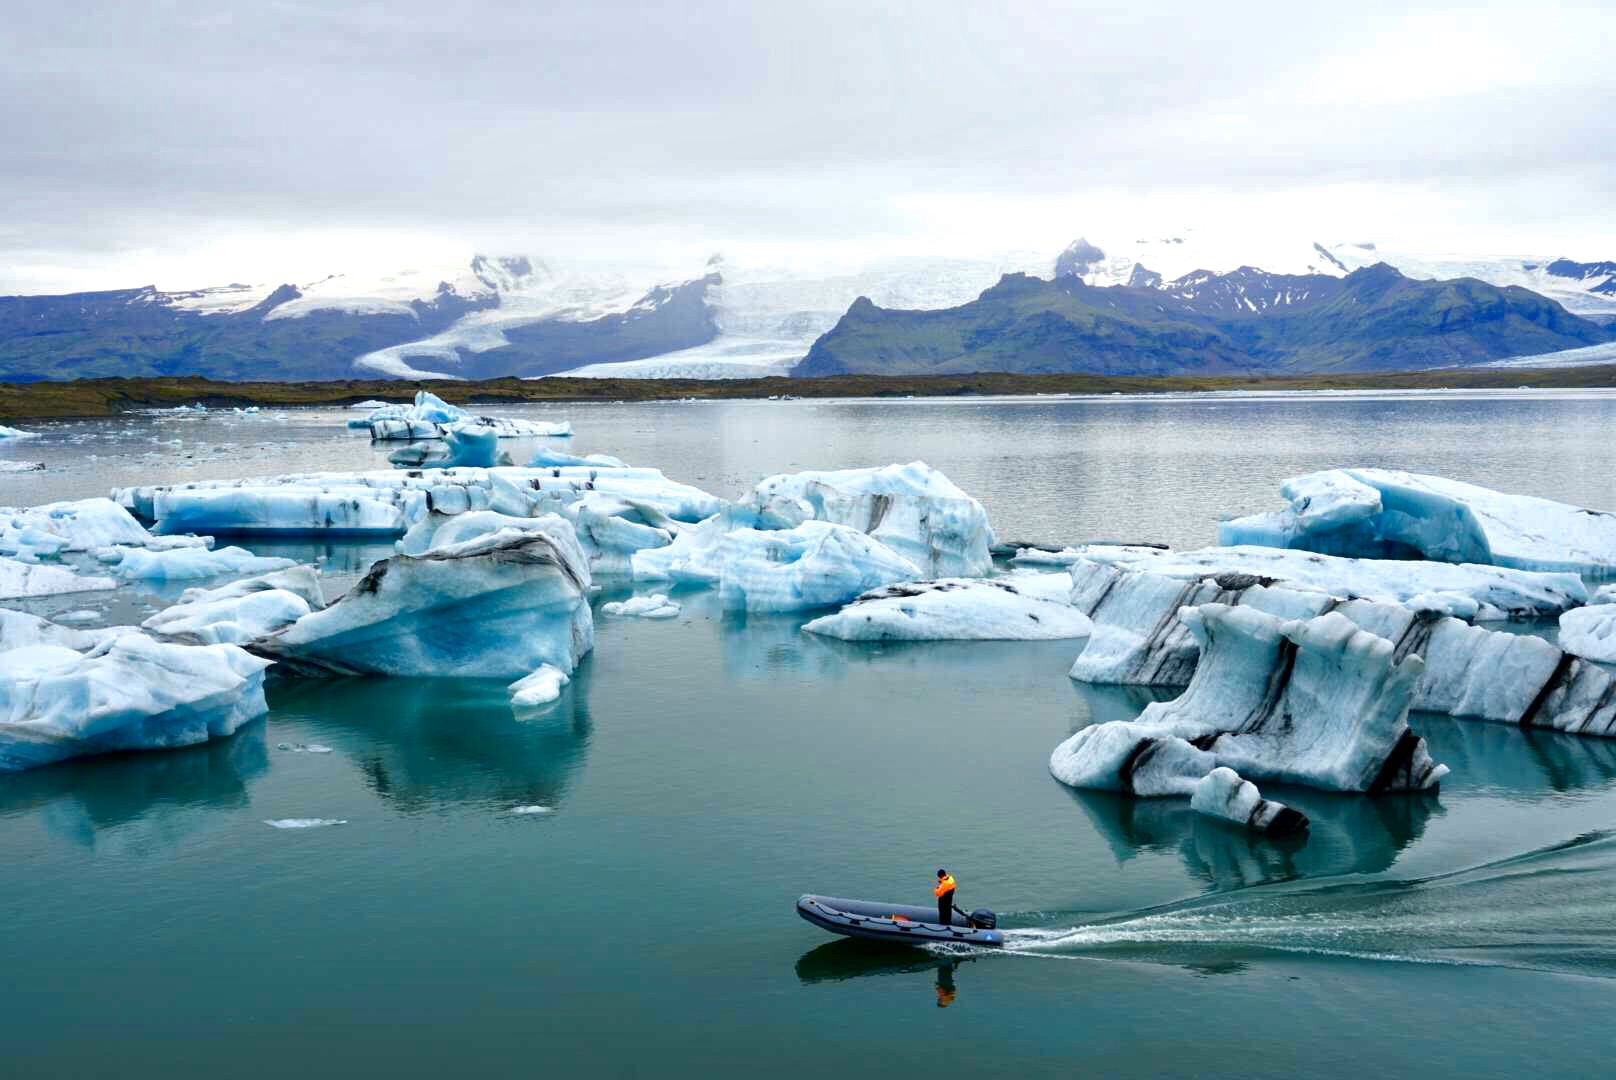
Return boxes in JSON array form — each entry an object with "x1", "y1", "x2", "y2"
[{"x1": 934, "y1": 873, "x2": 956, "y2": 898}]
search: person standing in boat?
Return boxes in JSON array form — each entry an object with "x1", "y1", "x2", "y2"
[{"x1": 934, "y1": 868, "x2": 957, "y2": 925}]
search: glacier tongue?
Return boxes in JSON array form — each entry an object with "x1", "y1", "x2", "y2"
[
  {"x1": 248, "y1": 519, "x2": 593, "y2": 679},
  {"x1": 1220, "y1": 468, "x2": 1616, "y2": 576},
  {"x1": 1051, "y1": 605, "x2": 1446, "y2": 796}
]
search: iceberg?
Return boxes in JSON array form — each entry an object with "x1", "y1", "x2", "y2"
[
  {"x1": 601, "y1": 594, "x2": 680, "y2": 619},
  {"x1": 103, "y1": 545, "x2": 295, "y2": 582},
  {"x1": 712, "y1": 521, "x2": 920, "y2": 612},
  {"x1": 509, "y1": 664, "x2": 570, "y2": 708},
  {"x1": 249, "y1": 520, "x2": 593, "y2": 679},
  {"x1": 0, "y1": 556, "x2": 115, "y2": 600},
  {"x1": 742, "y1": 462, "x2": 994, "y2": 577},
  {"x1": 1221, "y1": 468, "x2": 1616, "y2": 576},
  {"x1": 1051, "y1": 605, "x2": 1446, "y2": 796},
  {"x1": 143, "y1": 568, "x2": 325, "y2": 646},
  {"x1": 1, "y1": 498, "x2": 160, "y2": 561},
  {"x1": 0, "y1": 635, "x2": 271, "y2": 772},
  {"x1": 1071, "y1": 544, "x2": 1583, "y2": 620},
  {"x1": 801, "y1": 578, "x2": 1093, "y2": 641},
  {"x1": 528, "y1": 448, "x2": 627, "y2": 469},
  {"x1": 0, "y1": 424, "x2": 39, "y2": 439},
  {"x1": 364, "y1": 392, "x2": 573, "y2": 440},
  {"x1": 1559, "y1": 606, "x2": 1616, "y2": 664},
  {"x1": 1190, "y1": 768, "x2": 1309, "y2": 836},
  {"x1": 1068, "y1": 558, "x2": 1616, "y2": 736},
  {"x1": 387, "y1": 423, "x2": 503, "y2": 469},
  {"x1": 117, "y1": 466, "x2": 723, "y2": 538}
]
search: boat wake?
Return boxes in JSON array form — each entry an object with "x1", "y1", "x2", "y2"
[{"x1": 983, "y1": 831, "x2": 1616, "y2": 978}]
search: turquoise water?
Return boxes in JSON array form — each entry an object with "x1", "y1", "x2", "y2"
[{"x1": 4, "y1": 391, "x2": 1616, "y2": 1077}]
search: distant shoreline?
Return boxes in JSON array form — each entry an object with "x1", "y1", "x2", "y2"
[{"x1": 4, "y1": 366, "x2": 1616, "y2": 420}]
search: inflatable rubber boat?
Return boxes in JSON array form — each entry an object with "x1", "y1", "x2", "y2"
[{"x1": 797, "y1": 894, "x2": 1004, "y2": 947}]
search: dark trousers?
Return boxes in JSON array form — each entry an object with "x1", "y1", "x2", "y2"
[{"x1": 938, "y1": 891, "x2": 954, "y2": 926}]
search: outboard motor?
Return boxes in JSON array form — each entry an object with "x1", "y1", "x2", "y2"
[{"x1": 968, "y1": 909, "x2": 997, "y2": 930}]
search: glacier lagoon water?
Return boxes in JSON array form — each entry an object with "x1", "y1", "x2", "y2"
[{"x1": 4, "y1": 390, "x2": 1616, "y2": 1077}]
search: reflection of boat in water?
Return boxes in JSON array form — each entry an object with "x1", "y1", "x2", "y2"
[
  {"x1": 267, "y1": 667, "x2": 593, "y2": 813},
  {"x1": 797, "y1": 895, "x2": 1004, "y2": 946},
  {"x1": 795, "y1": 938, "x2": 978, "y2": 984}
]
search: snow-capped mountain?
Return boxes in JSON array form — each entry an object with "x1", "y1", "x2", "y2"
[{"x1": 3, "y1": 235, "x2": 1614, "y2": 382}]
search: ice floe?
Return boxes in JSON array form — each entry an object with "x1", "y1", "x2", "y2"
[
  {"x1": 146, "y1": 592, "x2": 306, "y2": 648},
  {"x1": 1190, "y1": 767, "x2": 1308, "y2": 836},
  {"x1": 249, "y1": 520, "x2": 593, "y2": 678},
  {"x1": 601, "y1": 594, "x2": 680, "y2": 619},
  {"x1": 0, "y1": 635, "x2": 271, "y2": 772},
  {"x1": 1221, "y1": 468, "x2": 1616, "y2": 577},
  {"x1": 1, "y1": 498, "x2": 159, "y2": 561},
  {"x1": 0, "y1": 556, "x2": 115, "y2": 601},
  {"x1": 1052, "y1": 604, "x2": 1446, "y2": 796},
  {"x1": 0, "y1": 610, "x2": 138, "y2": 653},
  {"x1": 802, "y1": 578, "x2": 1093, "y2": 641},
  {"x1": 509, "y1": 664, "x2": 570, "y2": 708},
  {"x1": 102, "y1": 544, "x2": 296, "y2": 582},
  {"x1": 742, "y1": 462, "x2": 993, "y2": 577},
  {"x1": 116, "y1": 466, "x2": 723, "y2": 539},
  {"x1": 528, "y1": 448, "x2": 627, "y2": 468}
]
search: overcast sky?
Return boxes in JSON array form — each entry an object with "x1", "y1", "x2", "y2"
[{"x1": 4, "y1": 1, "x2": 1613, "y2": 292}]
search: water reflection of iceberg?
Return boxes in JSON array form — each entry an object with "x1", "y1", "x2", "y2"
[
  {"x1": 267, "y1": 666, "x2": 593, "y2": 813},
  {"x1": 1418, "y1": 713, "x2": 1616, "y2": 795},
  {"x1": 1066, "y1": 784, "x2": 1440, "y2": 890},
  {"x1": 0, "y1": 724, "x2": 270, "y2": 850}
]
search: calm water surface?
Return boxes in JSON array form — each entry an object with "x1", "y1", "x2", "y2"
[{"x1": 3, "y1": 391, "x2": 1616, "y2": 1078}]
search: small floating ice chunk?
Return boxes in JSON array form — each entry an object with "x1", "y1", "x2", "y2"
[
  {"x1": 264, "y1": 818, "x2": 346, "y2": 829},
  {"x1": 0, "y1": 424, "x2": 39, "y2": 439},
  {"x1": 509, "y1": 663, "x2": 570, "y2": 708},
  {"x1": 601, "y1": 594, "x2": 680, "y2": 619},
  {"x1": 54, "y1": 610, "x2": 100, "y2": 626},
  {"x1": 802, "y1": 578, "x2": 1092, "y2": 641},
  {"x1": 509, "y1": 805, "x2": 554, "y2": 815},
  {"x1": 0, "y1": 461, "x2": 43, "y2": 473},
  {"x1": 108, "y1": 544, "x2": 296, "y2": 582},
  {"x1": 276, "y1": 742, "x2": 334, "y2": 754},
  {"x1": 1190, "y1": 767, "x2": 1309, "y2": 836}
]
